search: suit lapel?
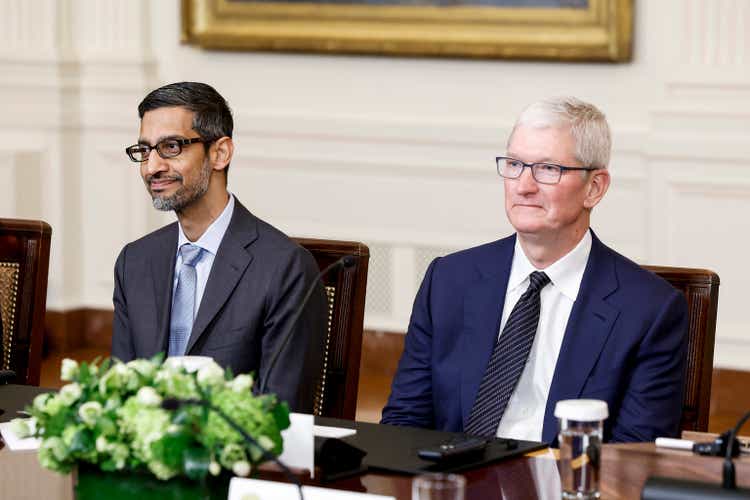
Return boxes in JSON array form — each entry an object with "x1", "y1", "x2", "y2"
[
  {"x1": 541, "y1": 232, "x2": 620, "y2": 443},
  {"x1": 185, "y1": 201, "x2": 258, "y2": 354},
  {"x1": 460, "y1": 236, "x2": 515, "y2": 427},
  {"x1": 151, "y1": 224, "x2": 179, "y2": 357}
]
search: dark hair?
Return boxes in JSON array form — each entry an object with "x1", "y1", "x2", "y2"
[{"x1": 138, "y1": 82, "x2": 233, "y2": 139}]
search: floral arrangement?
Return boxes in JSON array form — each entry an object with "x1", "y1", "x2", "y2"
[{"x1": 11, "y1": 355, "x2": 290, "y2": 482}]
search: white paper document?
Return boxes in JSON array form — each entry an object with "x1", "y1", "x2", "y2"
[
  {"x1": 228, "y1": 477, "x2": 395, "y2": 500},
  {"x1": 313, "y1": 425, "x2": 357, "y2": 439},
  {"x1": 279, "y1": 413, "x2": 314, "y2": 476},
  {"x1": 0, "y1": 420, "x2": 41, "y2": 451}
]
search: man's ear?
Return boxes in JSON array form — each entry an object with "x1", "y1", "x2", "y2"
[
  {"x1": 210, "y1": 137, "x2": 234, "y2": 172},
  {"x1": 583, "y1": 168, "x2": 610, "y2": 210}
]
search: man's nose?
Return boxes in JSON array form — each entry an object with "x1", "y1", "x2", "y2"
[
  {"x1": 516, "y1": 166, "x2": 539, "y2": 193},
  {"x1": 145, "y1": 149, "x2": 168, "y2": 176}
]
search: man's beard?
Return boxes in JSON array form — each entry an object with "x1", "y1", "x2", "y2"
[{"x1": 148, "y1": 160, "x2": 211, "y2": 212}]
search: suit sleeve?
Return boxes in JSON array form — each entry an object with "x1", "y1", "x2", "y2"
[
  {"x1": 381, "y1": 258, "x2": 440, "y2": 428},
  {"x1": 610, "y1": 288, "x2": 689, "y2": 442},
  {"x1": 111, "y1": 245, "x2": 136, "y2": 362},
  {"x1": 258, "y1": 246, "x2": 327, "y2": 413}
]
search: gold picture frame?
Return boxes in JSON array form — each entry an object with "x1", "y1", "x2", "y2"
[{"x1": 181, "y1": 0, "x2": 632, "y2": 61}]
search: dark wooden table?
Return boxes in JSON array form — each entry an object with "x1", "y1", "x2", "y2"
[{"x1": 3, "y1": 385, "x2": 749, "y2": 499}]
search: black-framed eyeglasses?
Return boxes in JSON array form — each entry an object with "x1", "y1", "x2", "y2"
[
  {"x1": 495, "y1": 156, "x2": 601, "y2": 185},
  {"x1": 125, "y1": 137, "x2": 209, "y2": 163}
]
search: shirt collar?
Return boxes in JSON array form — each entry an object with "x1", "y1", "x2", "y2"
[
  {"x1": 176, "y1": 193, "x2": 235, "y2": 257},
  {"x1": 509, "y1": 230, "x2": 592, "y2": 301}
]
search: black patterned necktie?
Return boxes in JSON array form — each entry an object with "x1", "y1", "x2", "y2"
[{"x1": 464, "y1": 271, "x2": 551, "y2": 437}]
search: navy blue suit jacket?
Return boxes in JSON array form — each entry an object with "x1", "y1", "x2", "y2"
[{"x1": 382, "y1": 231, "x2": 688, "y2": 444}]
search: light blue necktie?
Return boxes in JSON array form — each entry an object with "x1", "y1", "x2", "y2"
[{"x1": 168, "y1": 243, "x2": 203, "y2": 357}]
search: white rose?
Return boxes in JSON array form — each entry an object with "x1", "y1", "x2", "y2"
[
  {"x1": 98, "y1": 363, "x2": 129, "y2": 395},
  {"x1": 96, "y1": 436, "x2": 110, "y2": 453},
  {"x1": 42, "y1": 436, "x2": 68, "y2": 461},
  {"x1": 60, "y1": 359, "x2": 79, "y2": 381},
  {"x1": 58, "y1": 383, "x2": 82, "y2": 406},
  {"x1": 208, "y1": 461, "x2": 221, "y2": 476},
  {"x1": 9, "y1": 418, "x2": 32, "y2": 438},
  {"x1": 126, "y1": 359, "x2": 156, "y2": 379},
  {"x1": 33, "y1": 393, "x2": 51, "y2": 412},
  {"x1": 196, "y1": 362, "x2": 224, "y2": 388},
  {"x1": 136, "y1": 387, "x2": 162, "y2": 407},
  {"x1": 257, "y1": 435, "x2": 274, "y2": 451},
  {"x1": 230, "y1": 374, "x2": 254, "y2": 393},
  {"x1": 232, "y1": 460, "x2": 251, "y2": 477},
  {"x1": 78, "y1": 401, "x2": 103, "y2": 427}
]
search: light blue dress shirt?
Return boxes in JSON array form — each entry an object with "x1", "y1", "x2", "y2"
[{"x1": 172, "y1": 193, "x2": 235, "y2": 319}]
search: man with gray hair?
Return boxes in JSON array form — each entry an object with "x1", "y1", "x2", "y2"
[
  {"x1": 382, "y1": 97, "x2": 688, "y2": 443},
  {"x1": 112, "y1": 82, "x2": 327, "y2": 412}
]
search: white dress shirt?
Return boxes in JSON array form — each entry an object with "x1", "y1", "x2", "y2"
[
  {"x1": 496, "y1": 230, "x2": 592, "y2": 441},
  {"x1": 173, "y1": 193, "x2": 235, "y2": 320}
]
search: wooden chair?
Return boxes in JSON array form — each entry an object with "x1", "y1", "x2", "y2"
[
  {"x1": 0, "y1": 218, "x2": 52, "y2": 386},
  {"x1": 643, "y1": 266, "x2": 720, "y2": 432},
  {"x1": 293, "y1": 238, "x2": 369, "y2": 420}
]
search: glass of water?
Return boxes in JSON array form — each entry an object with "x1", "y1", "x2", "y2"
[
  {"x1": 412, "y1": 473, "x2": 466, "y2": 500},
  {"x1": 555, "y1": 399, "x2": 609, "y2": 500}
]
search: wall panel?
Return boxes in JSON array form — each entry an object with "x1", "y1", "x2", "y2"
[{"x1": 0, "y1": 0, "x2": 748, "y2": 368}]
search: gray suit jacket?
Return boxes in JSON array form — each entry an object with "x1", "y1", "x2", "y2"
[{"x1": 111, "y1": 199, "x2": 327, "y2": 412}]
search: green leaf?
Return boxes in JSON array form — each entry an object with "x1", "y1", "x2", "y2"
[
  {"x1": 151, "y1": 432, "x2": 191, "y2": 471},
  {"x1": 69, "y1": 428, "x2": 95, "y2": 455},
  {"x1": 183, "y1": 446, "x2": 210, "y2": 481},
  {"x1": 95, "y1": 415, "x2": 117, "y2": 437},
  {"x1": 271, "y1": 401, "x2": 290, "y2": 431},
  {"x1": 44, "y1": 406, "x2": 76, "y2": 436},
  {"x1": 99, "y1": 357, "x2": 112, "y2": 373}
]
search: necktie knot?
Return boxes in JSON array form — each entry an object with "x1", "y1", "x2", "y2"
[
  {"x1": 180, "y1": 244, "x2": 203, "y2": 267},
  {"x1": 527, "y1": 271, "x2": 550, "y2": 293}
]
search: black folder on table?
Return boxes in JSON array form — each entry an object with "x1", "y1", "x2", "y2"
[{"x1": 337, "y1": 420, "x2": 547, "y2": 475}]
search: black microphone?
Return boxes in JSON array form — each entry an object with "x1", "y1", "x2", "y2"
[
  {"x1": 0, "y1": 370, "x2": 16, "y2": 384},
  {"x1": 642, "y1": 410, "x2": 750, "y2": 499},
  {"x1": 161, "y1": 397, "x2": 304, "y2": 500},
  {"x1": 722, "y1": 410, "x2": 750, "y2": 490},
  {"x1": 258, "y1": 254, "x2": 357, "y2": 395}
]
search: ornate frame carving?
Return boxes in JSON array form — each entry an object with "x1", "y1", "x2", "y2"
[{"x1": 181, "y1": 0, "x2": 632, "y2": 61}]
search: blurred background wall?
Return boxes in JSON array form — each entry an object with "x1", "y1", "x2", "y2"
[{"x1": 0, "y1": 0, "x2": 748, "y2": 380}]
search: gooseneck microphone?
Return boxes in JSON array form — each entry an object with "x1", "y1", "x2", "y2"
[
  {"x1": 722, "y1": 410, "x2": 750, "y2": 490},
  {"x1": 258, "y1": 254, "x2": 356, "y2": 395},
  {"x1": 642, "y1": 409, "x2": 750, "y2": 499},
  {"x1": 161, "y1": 397, "x2": 304, "y2": 500}
]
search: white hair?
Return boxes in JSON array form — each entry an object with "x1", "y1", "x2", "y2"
[{"x1": 508, "y1": 96, "x2": 611, "y2": 169}]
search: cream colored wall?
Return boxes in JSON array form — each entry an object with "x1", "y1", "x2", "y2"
[{"x1": 0, "y1": 0, "x2": 748, "y2": 368}]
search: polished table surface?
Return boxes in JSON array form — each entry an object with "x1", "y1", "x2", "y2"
[
  {"x1": 2, "y1": 384, "x2": 750, "y2": 499},
  {"x1": 3, "y1": 432, "x2": 750, "y2": 499}
]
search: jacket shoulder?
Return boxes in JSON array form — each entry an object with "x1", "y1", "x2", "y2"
[
  {"x1": 233, "y1": 201, "x2": 316, "y2": 269},
  {"x1": 118, "y1": 222, "x2": 177, "y2": 258},
  {"x1": 597, "y1": 240, "x2": 683, "y2": 302},
  {"x1": 436, "y1": 235, "x2": 514, "y2": 270}
]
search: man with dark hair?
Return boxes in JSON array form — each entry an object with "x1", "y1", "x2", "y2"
[{"x1": 112, "y1": 82, "x2": 326, "y2": 412}]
